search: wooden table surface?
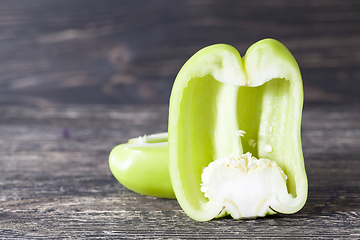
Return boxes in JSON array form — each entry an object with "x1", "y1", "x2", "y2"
[{"x1": 0, "y1": 104, "x2": 359, "y2": 239}]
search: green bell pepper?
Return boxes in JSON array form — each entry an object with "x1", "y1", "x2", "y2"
[
  {"x1": 109, "y1": 39, "x2": 307, "y2": 221},
  {"x1": 109, "y1": 132, "x2": 175, "y2": 199},
  {"x1": 168, "y1": 39, "x2": 307, "y2": 221}
]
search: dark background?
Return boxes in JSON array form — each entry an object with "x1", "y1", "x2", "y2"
[{"x1": 0, "y1": 0, "x2": 359, "y2": 106}]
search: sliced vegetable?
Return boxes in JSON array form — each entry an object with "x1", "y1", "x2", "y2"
[
  {"x1": 109, "y1": 132, "x2": 175, "y2": 199},
  {"x1": 168, "y1": 39, "x2": 307, "y2": 221},
  {"x1": 109, "y1": 39, "x2": 308, "y2": 221}
]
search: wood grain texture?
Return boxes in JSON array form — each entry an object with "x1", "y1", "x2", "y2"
[
  {"x1": 0, "y1": 104, "x2": 359, "y2": 239},
  {"x1": 0, "y1": 0, "x2": 359, "y2": 105}
]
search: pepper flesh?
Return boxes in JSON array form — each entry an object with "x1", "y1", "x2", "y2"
[
  {"x1": 109, "y1": 132, "x2": 175, "y2": 199},
  {"x1": 168, "y1": 39, "x2": 308, "y2": 221}
]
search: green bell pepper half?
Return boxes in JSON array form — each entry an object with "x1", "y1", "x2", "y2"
[
  {"x1": 168, "y1": 39, "x2": 307, "y2": 221},
  {"x1": 109, "y1": 132, "x2": 175, "y2": 199}
]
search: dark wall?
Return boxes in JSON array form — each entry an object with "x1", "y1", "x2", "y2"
[{"x1": 0, "y1": 0, "x2": 359, "y2": 106}]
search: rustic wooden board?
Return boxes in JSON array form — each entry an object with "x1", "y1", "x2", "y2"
[
  {"x1": 0, "y1": 104, "x2": 359, "y2": 239},
  {"x1": 0, "y1": 0, "x2": 359, "y2": 105}
]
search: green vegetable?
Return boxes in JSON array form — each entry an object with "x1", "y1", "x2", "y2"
[
  {"x1": 109, "y1": 132, "x2": 175, "y2": 199},
  {"x1": 168, "y1": 39, "x2": 307, "y2": 221},
  {"x1": 109, "y1": 39, "x2": 308, "y2": 221}
]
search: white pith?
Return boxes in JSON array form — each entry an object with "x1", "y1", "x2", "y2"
[
  {"x1": 125, "y1": 133, "x2": 168, "y2": 150},
  {"x1": 200, "y1": 152, "x2": 293, "y2": 219}
]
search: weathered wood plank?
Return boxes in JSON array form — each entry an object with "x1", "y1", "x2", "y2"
[
  {"x1": 0, "y1": 0, "x2": 359, "y2": 105},
  {"x1": 0, "y1": 104, "x2": 359, "y2": 239}
]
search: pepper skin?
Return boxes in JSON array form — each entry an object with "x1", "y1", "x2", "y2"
[
  {"x1": 109, "y1": 132, "x2": 175, "y2": 199},
  {"x1": 168, "y1": 39, "x2": 308, "y2": 221}
]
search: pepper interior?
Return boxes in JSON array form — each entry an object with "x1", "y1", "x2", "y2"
[
  {"x1": 177, "y1": 74, "x2": 294, "y2": 209},
  {"x1": 128, "y1": 132, "x2": 168, "y2": 145},
  {"x1": 143, "y1": 134, "x2": 168, "y2": 144}
]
